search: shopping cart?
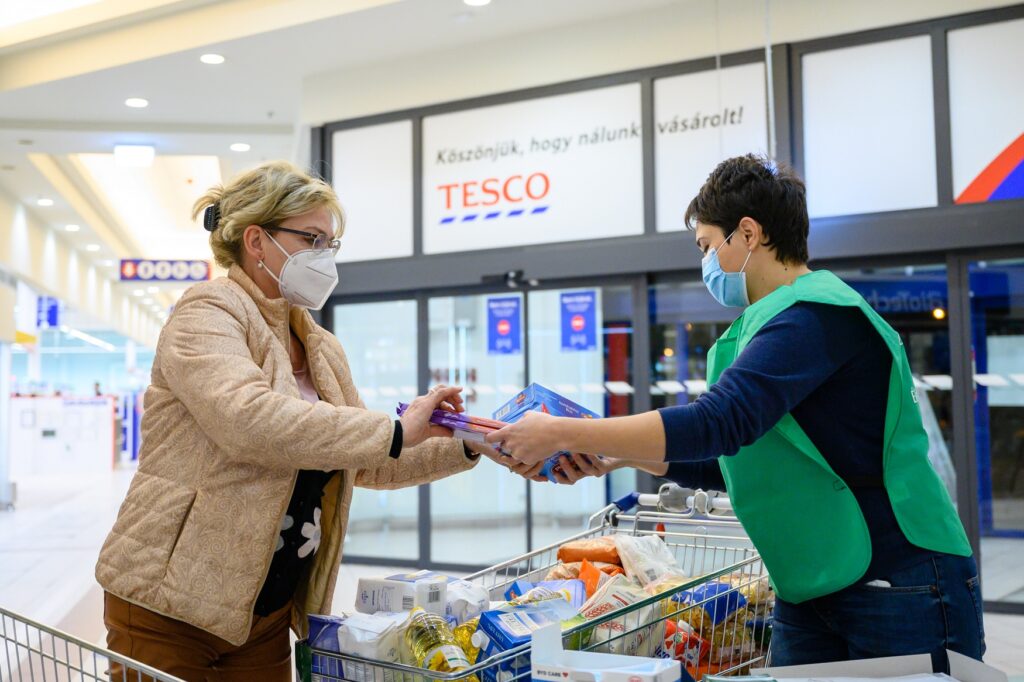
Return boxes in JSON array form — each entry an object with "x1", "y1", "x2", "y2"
[
  {"x1": 0, "y1": 606, "x2": 184, "y2": 682},
  {"x1": 297, "y1": 484, "x2": 771, "y2": 682}
]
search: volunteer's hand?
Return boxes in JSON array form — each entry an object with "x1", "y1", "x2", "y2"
[
  {"x1": 549, "y1": 453, "x2": 620, "y2": 485},
  {"x1": 399, "y1": 384, "x2": 465, "y2": 448},
  {"x1": 484, "y1": 411, "x2": 565, "y2": 466}
]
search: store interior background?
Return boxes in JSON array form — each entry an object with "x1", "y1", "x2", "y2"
[{"x1": 1, "y1": 0, "x2": 1023, "y2": 676}]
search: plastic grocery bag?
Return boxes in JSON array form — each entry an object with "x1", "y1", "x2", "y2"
[
  {"x1": 615, "y1": 535, "x2": 686, "y2": 588},
  {"x1": 579, "y1": 575, "x2": 666, "y2": 657}
]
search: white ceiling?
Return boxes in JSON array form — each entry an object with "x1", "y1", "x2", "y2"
[
  {"x1": 75, "y1": 152, "x2": 222, "y2": 260},
  {"x1": 0, "y1": 0, "x2": 677, "y2": 126},
  {"x1": 0, "y1": 0, "x2": 679, "y2": 325},
  {"x1": 0, "y1": 0, "x2": 680, "y2": 317}
]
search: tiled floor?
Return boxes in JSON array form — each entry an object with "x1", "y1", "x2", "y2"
[
  {"x1": 981, "y1": 537, "x2": 1024, "y2": 603},
  {"x1": 1, "y1": 469, "x2": 1022, "y2": 679}
]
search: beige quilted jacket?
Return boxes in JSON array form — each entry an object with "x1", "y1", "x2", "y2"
[{"x1": 96, "y1": 266, "x2": 477, "y2": 646}]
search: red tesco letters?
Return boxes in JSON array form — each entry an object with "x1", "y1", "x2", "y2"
[{"x1": 437, "y1": 172, "x2": 550, "y2": 210}]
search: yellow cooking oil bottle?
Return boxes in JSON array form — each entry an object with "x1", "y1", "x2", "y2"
[
  {"x1": 404, "y1": 608, "x2": 478, "y2": 682},
  {"x1": 453, "y1": 617, "x2": 480, "y2": 664}
]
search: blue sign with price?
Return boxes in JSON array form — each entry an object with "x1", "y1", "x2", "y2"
[
  {"x1": 487, "y1": 297, "x2": 521, "y2": 354},
  {"x1": 561, "y1": 290, "x2": 597, "y2": 351}
]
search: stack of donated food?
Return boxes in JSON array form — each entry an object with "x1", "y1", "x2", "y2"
[{"x1": 308, "y1": 534, "x2": 772, "y2": 682}]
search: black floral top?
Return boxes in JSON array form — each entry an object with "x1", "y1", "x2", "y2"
[{"x1": 254, "y1": 469, "x2": 335, "y2": 616}]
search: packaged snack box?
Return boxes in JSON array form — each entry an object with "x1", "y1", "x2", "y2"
[{"x1": 491, "y1": 384, "x2": 600, "y2": 482}]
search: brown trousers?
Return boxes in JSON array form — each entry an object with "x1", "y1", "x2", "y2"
[{"x1": 103, "y1": 592, "x2": 292, "y2": 682}]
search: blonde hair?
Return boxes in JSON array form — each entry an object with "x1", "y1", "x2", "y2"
[{"x1": 192, "y1": 161, "x2": 345, "y2": 269}]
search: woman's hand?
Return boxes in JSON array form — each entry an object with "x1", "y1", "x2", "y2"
[
  {"x1": 484, "y1": 411, "x2": 567, "y2": 466},
  {"x1": 399, "y1": 384, "x2": 465, "y2": 448}
]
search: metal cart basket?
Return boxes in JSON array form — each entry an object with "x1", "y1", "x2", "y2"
[
  {"x1": 298, "y1": 485, "x2": 770, "y2": 682},
  {"x1": 1, "y1": 606, "x2": 184, "y2": 682}
]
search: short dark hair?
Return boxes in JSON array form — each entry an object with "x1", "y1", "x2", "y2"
[{"x1": 684, "y1": 154, "x2": 809, "y2": 264}]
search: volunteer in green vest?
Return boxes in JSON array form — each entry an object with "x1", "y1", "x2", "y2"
[{"x1": 485, "y1": 155, "x2": 984, "y2": 669}]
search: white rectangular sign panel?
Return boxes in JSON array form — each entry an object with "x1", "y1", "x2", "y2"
[
  {"x1": 333, "y1": 121, "x2": 414, "y2": 262},
  {"x1": 802, "y1": 36, "x2": 938, "y2": 218},
  {"x1": 948, "y1": 18, "x2": 1024, "y2": 204},
  {"x1": 655, "y1": 63, "x2": 769, "y2": 233},
  {"x1": 423, "y1": 84, "x2": 644, "y2": 254}
]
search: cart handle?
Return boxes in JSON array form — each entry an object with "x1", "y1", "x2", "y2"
[{"x1": 616, "y1": 484, "x2": 733, "y2": 515}]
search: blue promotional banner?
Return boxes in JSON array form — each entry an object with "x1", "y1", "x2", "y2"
[
  {"x1": 846, "y1": 279, "x2": 947, "y2": 314},
  {"x1": 561, "y1": 290, "x2": 597, "y2": 351},
  {"x1": 120, "y1": 259, "x2": 211, "y2": 282},
  {"x1": 36, "y1": 296, "x2": 60, "y2": 329},
  {"x1": 487, "y1": 296, "x2": 521, "y2": 355}
]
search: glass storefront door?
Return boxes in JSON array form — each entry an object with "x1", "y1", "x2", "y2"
[
  {"x1": 428, "y1": 293, "x2": 528, "y2": 566},
  {"x1": 333, "y1": 300, "x2": 420, "y2": 560},
  {"x1": 969, "y1": 258, "x2": 1024, "y2": 605},
  {"x1": 837, "y1": 265, "x2": 959, "y2": 502},
  {"x1": 527, "y1": 285, "x2": 637, "y2": 549}
]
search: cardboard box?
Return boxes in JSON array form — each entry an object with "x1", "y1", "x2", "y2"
[
  {"x1": 752, "y1": 650, "x2": 1008, "y2": 682},
  {"x1": 492, "y1": 384, "x2": 600, "y2": 482},
  {"x1": 503, "y1": 579, "x2": 587, "y2": 608},
  {"x1": 532, "y1": 623, "x2": 682, "y2": 682},
  {"x1": 355, "y1": 573, "x2": 447, "y2": 615},
  {"x1": 493, "y1": 383, "x2": 601, "y2": 423}
]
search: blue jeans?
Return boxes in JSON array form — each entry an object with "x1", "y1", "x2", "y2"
[{"x1": 771, "y1": 554, "x2": 986, "y2": 672}]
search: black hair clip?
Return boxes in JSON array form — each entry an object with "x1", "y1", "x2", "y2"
[{"x1": 203, "y1": 203, "x2": 221, "y2": 232}]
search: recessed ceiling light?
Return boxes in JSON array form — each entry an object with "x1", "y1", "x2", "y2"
[
  {"x1": 37, "y1": 198, "x2": 54, "y2": 207},
  {"x1": 143, "y1": 298, "x2": 153, "y2": 305},
  {"x1": 114, "y1": 144, "x2": 155, "y2": 168},
  {"x1": 463, "y1": 0, "x2": 491, "y2": 6},
  {"x1": 230, "y1": 142, "x2": 251, "y2": 152},
  {"x1": 99, "y1": 259, "x2": 116, "y2": 267},
  {"x1": 200, "y1": 53, "x2": 225, "y2": 65},
  {"x1": 146, "y1": 286, "x2": 159, "y2": 294},
  {"x1": 125, "y1": 97, "x2": 149, "y2": 109},
  {"x1": 85, "y1": 244, "x2": 101, "y2": 252},
  {"x1": 65, "y1": 224, "x2": 80, "y2": 232},
  {"x1": 133, "y1": 290, "x2": 145, "y2": 297}
]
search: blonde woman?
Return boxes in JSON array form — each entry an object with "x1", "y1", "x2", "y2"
[{"x1": 96, "y1": 161, "x2": 495, "y2": 680}]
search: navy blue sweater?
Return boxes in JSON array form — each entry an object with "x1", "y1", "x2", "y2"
[{"x1": 659, "y1": 302, "x2": 935, "y2": 584}]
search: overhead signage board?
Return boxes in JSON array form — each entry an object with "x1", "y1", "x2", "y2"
[
  {"x1": 333, "y1": 120, "x2": 415, "y2": 262},
  {"x1": 120, "y1": 260, "x2": 210, "y2": 282},
  {"x1": 948, "y1": 18, "x2": 1024, "y2": 204},
  {"x1": 423, "y1": 84, "x2": 644, "y2": 254},
  {"x1": 655, "y1": 62, "x2": 769, "y2": 233},
  {"x1": 802, "y1": 36, "x2": 938, "y2": 218}
]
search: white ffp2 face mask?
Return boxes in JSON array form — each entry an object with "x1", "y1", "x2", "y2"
[{"x1": 260, "y1": 231, "x2": 339, "y2": 310}]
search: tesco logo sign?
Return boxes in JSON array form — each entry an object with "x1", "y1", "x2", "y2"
[{"x1": 437, "y1": 173, "x2": 551, "y2": 224}]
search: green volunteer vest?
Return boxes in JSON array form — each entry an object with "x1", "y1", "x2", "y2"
[{"x1": 709, "y1": 270, "x2": 971, "y2": 603}]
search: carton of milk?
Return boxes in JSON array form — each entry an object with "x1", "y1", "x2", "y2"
[{"x1": 355, "y1": 572, "x2": 447, "y2": 615}]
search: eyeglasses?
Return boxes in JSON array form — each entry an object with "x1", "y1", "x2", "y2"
[{"x1": 262, "y1": 225, "x2": 341, "y2": 254}]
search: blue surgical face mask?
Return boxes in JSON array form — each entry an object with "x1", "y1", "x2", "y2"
[{"x1": 702, "y1": 230, "x2": 753, "y2": 307}]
